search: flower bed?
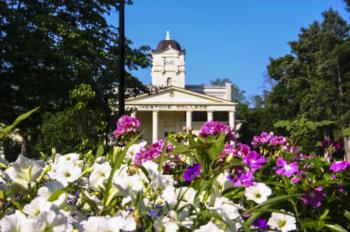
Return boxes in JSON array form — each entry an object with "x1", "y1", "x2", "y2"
[{"x1": 0, "y1": 116, "x2": 349, "y2": 231}]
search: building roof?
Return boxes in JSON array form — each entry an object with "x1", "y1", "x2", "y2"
[
  {"x1": 154, "y1": 31, "x2": 182, "y2": 52},
  {"x1": 155, "y1": 39, "x2": 182, "y2": 52}
]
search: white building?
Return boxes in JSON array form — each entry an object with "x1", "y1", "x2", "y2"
[{"x1": 125, "y1": 32, "x2": 237, "y2": 142}]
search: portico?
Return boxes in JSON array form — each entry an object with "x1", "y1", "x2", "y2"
[{"x1": 125, "y1": 87, "x2": 236, "y2": 142}]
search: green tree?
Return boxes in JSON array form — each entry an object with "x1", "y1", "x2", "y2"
[
  {"x1": 0, "y1": 0, "x2": 150, "y2": 156},
  {"x1": 35, "y1": 84, "x2": 106, "y2": 154},
  {"x1": 239, "y1": 9, "x2": 350, "y2": 156}
]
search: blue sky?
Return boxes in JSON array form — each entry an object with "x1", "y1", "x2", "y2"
[{"x1": 106, "y1": 0, "x2": 349, "y2": 98}]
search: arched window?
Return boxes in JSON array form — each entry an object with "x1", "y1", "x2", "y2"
[{"x1": 167, "y1": 77, "x2": 172, "y2": 87}]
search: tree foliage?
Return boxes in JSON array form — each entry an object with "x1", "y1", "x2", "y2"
[
  {"x1": 239, "y1": 9, "x2": 350, "y2": 152},
  {"x1": 0, "y1": 0, "x2": 151, "y2": 156},
  {"x1": 35, "y1": 84, "x2": 106, "y2": 154}
]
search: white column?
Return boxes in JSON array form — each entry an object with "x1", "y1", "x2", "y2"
[
  {"x1": 229, "y1": 111, "x2": 235, "y2": 129},
  {"x1": 131, "y1": 111, "x2": 137, "y2": 118},
  {"x1": 207, "y1": 111, "x2": 213, "y2": 121},
  {"x1": 186, "y1": 111, "x2": 192, "y2": 129},
  {"x1": 152, "y1": 111, "x2": 158, "y2": 143}
]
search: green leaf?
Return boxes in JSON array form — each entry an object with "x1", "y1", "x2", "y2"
[
  {"x1": 303, "y1": 218, "x2": 325, "y2": 230},
  {"x1": 0, "y1": 107, "x2": 39, "y2": 140},
  {"x1": 274, "y1": 120, "x2": 291, "y2": 128},
  {"x1": 103, "y1": 131, "x2": 144, "y2": 208},
  {"x1": 344, "y1": 210, "x2": 350, "y2": 220},
  {"x1": 324, "y1": 224, "x2": 348, "y2": 232},
  {"x1": 48, "y1": 189, "x2": 66, "y2": 202},
  {"x1": 158, "y1": 138, "x2": 168, "y2": 172},
  {"x1": 343, "y1": 128, "x2": 350, "y2": 136},
  {"x1": 247, "y1": 194, "x2": 302, "y2": 213},
  {"x1": 96, "y1": 145, "x2": 104, "y2": 157}
]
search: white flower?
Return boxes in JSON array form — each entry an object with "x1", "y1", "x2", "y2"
[
  {"x1": 245, "y1": 183, "x2": 272, "y2": 204},
  {"x1": 80, "y1": 216, "x2": 136, "y2": 232},
  {"x1": 56, "y1": 153, "x2": 80, "y2": 164},
  {"x1": 161, "y1": 215, "x2": 179, "y2": 232},
  {"x1": 216, "y1": 171, "x2": 234, "y2": 191},
  {"x1": 48, "y1": 163, "x2": 82, "y2": 186},
  {"x1": 141, "y1": 161, "x2": 175, "y2": 190},
  {"x1": 0, "y1": 210, "x2": 33, "y2": 232},
  {"x1": 210, "y1": 197, "x2": 241, "y2": 221},
  {"x1": 114, "y1": 175, "x2": 144, "y2": 194},
  {"x1": 32, "y1": 209, "x2": 70, "y2": 232},
  {"x1": 89, "y1": 162, "x2": 111, "y2": 190},
  {"x1": 23, "y1": 197, "x2": 53, "y2": 218},
  {"x1": 194, "y1": 221, "x2": 224, "y2": 232},
  {"x1": 125, "y1": 140, "x2": 147, "y2": 160},
  {"x1": 268, "y1": 212, "x2": 296, "y2": 232},
  {"x1": 0, "y1": 154, "x2": 8, "y2": 165},
  {"x1": 4, "y1": 155, "x2": 45, "y2": 189},
  {"x1": 162, "y1": 186, "x2": 177, "y2": 206}
]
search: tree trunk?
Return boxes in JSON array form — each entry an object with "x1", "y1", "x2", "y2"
[
  {"x1": 345, "y1": 136, "x2": 350, "y2": 161},
  {"x1": 20, "y1": 134, "x2": 28, "y2": 156}
]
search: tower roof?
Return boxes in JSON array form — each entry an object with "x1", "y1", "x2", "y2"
[{"x1": 155, "y1": 31, "x2": 182, "y2": 52}]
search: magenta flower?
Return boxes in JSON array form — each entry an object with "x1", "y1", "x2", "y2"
[
  {"x1": 113, "y1": 115, "x2": 141, "y2": 139},
  {"x1": 199, "y1": 120, "x2": 235, "y2": 141},
  {"x1": 242, "y1": 151, "x2": 267, "y2": 172},
  {"x1": 275, "y1": 157, "x2": 299, "y2": 178},
  {"x1": 302, "y1": 187, "x2": 326, "y2": 208},
  {"x1": 330, "y1": 161, "x2": 350, "y2": 173},
  {"x1": 237, "y1": 143, "x2": 251, "y2": 157},
  {"x1": 252, "y1": 132, "x2": 289, "y2": 149},
  {"x1": 228, "y1": 169, "x2": 255, "y2": 187},
  {"x1": 134, "y1": 140, "x2": 173, "y2": 167},
  {"x1": 183, "y1": 163, "x2": 202, "y2": 182},
  {"x1": 219, "y1": 143, "x2": 236, "y2": 159}
]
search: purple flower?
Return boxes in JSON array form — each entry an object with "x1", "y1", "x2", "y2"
[
  {"x1": 228, "y1": 169, "x2": 255, "y2": 187},
  {"x1": 183, "y1": 163, "x2": 202, "y2": 182},
  {"x1": 275, "y1": 157, "x2": 299, "y2": 178},
  {"x1": 302, "y1": 187, "x2": 326, "y2": 208},
  {"x1": 252, "y1": 132, "x2": 289, "y2": 149},
  {"x1": 253, "y1": 218, "x2": 269, "y2": 230},
  {"x1": 134, "y1": 140, "x2": 173, "y2": 167},
  {"x1": 242, "y1": 151, "x2": 267, "y2": 172},
  {"x1": 199, "y1": 120, "x2": 235, "y2": 141},
  {"x1": 113, "y1": 115, "x2": 141, "y2": 139},
  {"x1": 330, "y1": 161, "x2": 350, "y2": 173}
]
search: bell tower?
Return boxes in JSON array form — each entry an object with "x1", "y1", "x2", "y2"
[{"x1": 151, "y1": 31, "x2": 185, "y2": 88}]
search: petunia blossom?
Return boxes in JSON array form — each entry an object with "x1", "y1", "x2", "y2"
[
  {"x1": 183, "y1": 163, "x2": 201, "y2": 182},
  {"x1": 275, "y1": 157, "x2": 299, "y2": 178},
  {"x1": 302, "y1": 187, "x2": 326, "y2": 208},
  {"x1": 329, "y1": 161, "x2": 350, "y2": 173},
  {"x1": 242, "y1": 151, "x2": 267, "y2": 172}
]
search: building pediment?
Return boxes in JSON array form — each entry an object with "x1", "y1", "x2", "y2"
[{"x1": 126, "y1": 87, "x2": 236, "y2": 105}]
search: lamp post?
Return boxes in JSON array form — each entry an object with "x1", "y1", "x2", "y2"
[{"x1": 118, "y1": 0, "x2": 125, "y2": 118}]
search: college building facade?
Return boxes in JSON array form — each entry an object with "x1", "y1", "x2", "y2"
[{"x1": 124, "y1": 32, "x2": 237, "y2": 142}]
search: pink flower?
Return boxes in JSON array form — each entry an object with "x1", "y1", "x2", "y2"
[
  {"x1": 330, "y1": 161, "x2": 350, "y2": 173},
  {"x1": 199, "y1": 121, "x2": 235, "y2": 141},
  {"x1": 113, "y1": 115, "x2": 141, "y2": 139},
  {"x1": 134, "y1": 140, "x2": 173, "y2": 167},
  {"x1": 275, "y1": 157, "x2": 299, "y2": 178},
  {"x1": 228, "y1": 169, "x2": 255, "y2": 187},
  {"x1": 242, "y1": 151, "x2": 267, "y2": 172}
]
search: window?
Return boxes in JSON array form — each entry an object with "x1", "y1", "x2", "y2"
[
  {"x1": 213, "y1": 111, "x2": 228, "y2": 121},
  {"x1": 193, "y1": 112, "x2": 207, "y2": 122},
  {"x1": 167, "y1": 77, "x2": 172, "y2": 86}
]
